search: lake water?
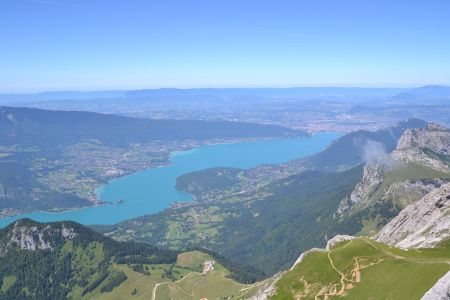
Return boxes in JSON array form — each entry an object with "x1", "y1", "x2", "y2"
[{"x1": 0, "y1": 133, "x2": 342, "y2": 228}]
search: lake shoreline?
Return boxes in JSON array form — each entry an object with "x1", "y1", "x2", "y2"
[{"x1": 0, "y1": 133, "x2": 341, "y2": 228}]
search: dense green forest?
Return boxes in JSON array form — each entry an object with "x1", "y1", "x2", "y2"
[
  {"x1": 96, "y1": 166, "x2": 365, "y2": 275},
  {"x1": 0, "y1": 219, "x2": 264, "y2": 299},
  {"x1": 0, "y1": 219, "x2": 176, "y2": 299}
]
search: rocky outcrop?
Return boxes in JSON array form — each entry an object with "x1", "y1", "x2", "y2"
[
  {"x1": 382, "y1": 178, "x2": 449, "y2": 208},
  {"x1": 326, "y1": 235, "x2": 355, "y2": 250},
  {"x1": 338, "y1": 165, "x2": 446, "y2": 216},
  {"x1": 393, "y1": 147, "x2": 449, "y2": 171},
  {"x1": 397, "y1": 123, "x2": 450, "y2": 153},
  {"x1": 376, "y1": 183, "x2": 450, "y2": 248},
  {"x1": 290, "y1": 248, "x2": 325, "y2": 271},
  {"x1": 0, "y1": 219, "x2": 78, "y2": 255},
  {"x1": 394, "y1": 123, "x2": 450, "y2": 171},
  {"x1": 338, "y1": 164, "x2": 384, "y2": 214},
  {"x1": 249, "y1": 272, "x2": 285, "y2": 300},
  {"x1": 421, "y1": 271, "x2": 450, "y2": 300},
  {"x1": 340, "y1": 123, "x2": 450, "y2": 216}
]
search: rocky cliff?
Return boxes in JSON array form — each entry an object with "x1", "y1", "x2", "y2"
[
  {"x1": 337, "y1": 163, "x2": 384, "y2": 214},
  {"x1": 0, "y1": 219, "x2": 78, "y2": 255},
  {"x1": 397, "y1": 123, "x2": 450, "y2": 153},
  {"x1": 393, "y1": 123, "x2": 450, "y2": 171},
  {"x1": 339, "y1": 123, "x2": 450, "y2": 216},
  {"x1": 421, "y1": 271, "x2": 450, "y2": 300},
  {"x1": 376, "y1": 182, "x2": 450, "y2": 248}
]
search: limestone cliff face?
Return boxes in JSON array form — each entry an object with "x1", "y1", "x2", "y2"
[
  {"x1": 0, "y1": 219, "x2": 78, "y2": 255},
  {"x1": 380, "y1": 178, "x2": 448, "y2": 210},
  {"x1": 421, "y1": 271, "x2": 450, "y2": 300},
  {"x1": 338, "y1": 166, "x2": 447, "y2": 216},
  {"x1": 338, "y1": 163, "x2": 384, "y2": 214},
  {"x1": 397, "y1": 123, "x2": 450, "y2": 153},
  {"x1": 375, "y1": 183, "x2": 450, "y2": 248},
  {"x1": 393, "y1": 147, "x2": 449, "y2": 171},
  {"x1": 339, "y1": 123, "x2": 450, "y2": 216},
  {"x1": 393, "y1": 123, "x2": 450, "y2": 171}
]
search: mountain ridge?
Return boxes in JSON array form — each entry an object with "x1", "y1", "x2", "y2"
[
  {"x1": 0, "y1": 106, "x2": 305, "y2": 147},
  {"x1": 0, "y1": 218, "x2": 266, "y2": 299}
]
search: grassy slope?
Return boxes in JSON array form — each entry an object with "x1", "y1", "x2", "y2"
[
  {"x1": 85, "y1": 250, "x2": 258, "y2": 300},
  {"x1": 272, "y1": 238, "x2": 450, "y2": 300},
  {"x1": 383, "y1": 162, "x2": 450, "y2": 187}
]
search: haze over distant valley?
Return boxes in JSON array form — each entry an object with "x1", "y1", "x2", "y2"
[
  {"x1": 2, "y1": 1, "x2": 450, "y2": 299},
  {"x1": 1, "y1": 85, "x2": 449, "y2": 133}
]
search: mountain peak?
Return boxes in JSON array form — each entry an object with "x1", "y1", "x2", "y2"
[
  {"x1": 0, "y1": 219, "x2": 80, "y2": 253},
  {"x1": 396, "y1": 122, "x2": 450, "y2": 153},
  {"x1": 396, "y1": 118, "x2": 428, "y2": 129},
  {"x1": 393, "y1": 85, "x2": 450, "y2": 104}
]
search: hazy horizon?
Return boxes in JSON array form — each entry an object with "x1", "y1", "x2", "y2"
[
  {"x1": 1, "y1": 0, "x2": 450, "y2": 92},
  {"x1": 0, "y1": 84, "x2": 446, "y2": 95}
]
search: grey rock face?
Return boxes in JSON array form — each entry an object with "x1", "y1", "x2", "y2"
[
  {"x1": 326, "y1": 235, "x2": 355, "y2": 250},
  {"x1": 421, "y1": 271, "x2": 450, "y2": 300},
  {"x1": 340, "y1": 123, "x2": 450, "y2": 216},
  {"x1": 338, "y1": 163, "x2": 384, "y2": 214},
  {"x1": 376, "y1": 183, "x2": 450, "y2": 248},
  {"x1": 393, "y1": 147, "x2": 450, "y2": 171},
  {"x1": 397, "y1": 123, "x2": 450, "y2": 153},
  {"x1": 249, "y1": 272, "x2": 285, "y2": 300},
  {"x1": 0, "y1": 221, "x2": 78, "y2": 254},
  {"x1": 394, "y1": 124, "x2": 450, "y2": 171},
  {"x1": 290, "y1": 248, "x2": 325, "y2": 271},
  {"x1": 338, "y1": 167, "x2": 446, "y2": 216}
]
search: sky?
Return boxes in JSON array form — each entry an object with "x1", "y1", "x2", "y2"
[{"x1": 1, "y1": 0, "x2": 450, "y2": 92}]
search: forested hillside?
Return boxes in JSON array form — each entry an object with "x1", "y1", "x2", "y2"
[
  {"x1": 98, "y1": 120, "x2": 450, "y2": 276},
  {"x1": 0, "y1": 219, "x2": 264, "y2": 300}
]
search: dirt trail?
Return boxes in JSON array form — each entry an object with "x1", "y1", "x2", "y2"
[
  {"x1": 315, "y1": 240, "x2": 385, "y2": 299},
  {"x1": 291, "y1": 238, "x2": 450, "y2": 299},
  {"x1": 365, "y1": 239, "x2": 450, "y2": 265},
  {"x1": 151, "y1": 273, "x2": 194, "y2": 300},
  {"x1": 313, "y1": 238, "x2": 450, "y2": 299}
]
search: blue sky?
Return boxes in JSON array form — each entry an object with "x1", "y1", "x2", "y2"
[{"x1": 1, "y1": 0, "x2": 450, "y2": 92}]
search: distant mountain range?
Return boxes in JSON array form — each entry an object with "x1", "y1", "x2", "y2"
[
  {"x1": 2, "y1": 85, "x2": 450, "y2": 104},
  {"x1": 392, "y1": 85, "x2": 450, "y2": 104},
  {"x1": 0, "y1": 87, "x2": 410, "y2": 104},
  {"x1": 2, "y1": 86, "x2": 449, "y2": 136}
]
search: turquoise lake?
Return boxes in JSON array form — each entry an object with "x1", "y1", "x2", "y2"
[{"x1": 0, "y1": 132, "x2": 342, "y2": 228}]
